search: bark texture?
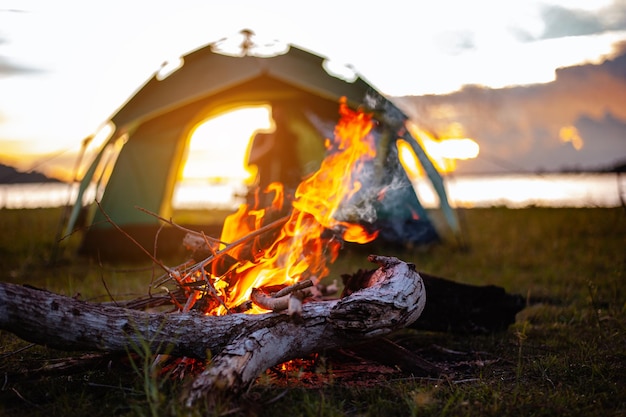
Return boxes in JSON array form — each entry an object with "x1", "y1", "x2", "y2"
[{"x1": 0, "y1": 255, "x2": 425, "y2": 406}]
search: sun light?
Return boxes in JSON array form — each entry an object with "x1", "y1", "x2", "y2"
[
  {"x1": 559, "y1": 125, "x2": 584, "y2": 151},
  {"x1": 181, "y1": 106, "x2": 272, "y2": 183},
  {"x1": 435, "y1": 138, "x2": 480, "y2": 160},
  {"x1": 399, "y1": 122, "x2": 480, "y2": 176}
]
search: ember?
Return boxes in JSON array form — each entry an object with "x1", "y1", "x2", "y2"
[{"x1": 172, "y1": 98, "x2": 380, "y2": 316}]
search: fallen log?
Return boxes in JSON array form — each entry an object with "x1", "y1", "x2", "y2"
[
  {"x1": 414, "y1": 272, "x2": 525, "y2": 333},
  {"x1": 342, "y1": 268, "x2": 525, "y2": 334},
  {"x1": 0, "y1": 255, "x2": 425, "y2": 406}
]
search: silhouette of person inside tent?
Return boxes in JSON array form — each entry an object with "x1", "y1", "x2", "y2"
[{"x1": 246, "y1": 104, "x2": 302, "y2": 207}]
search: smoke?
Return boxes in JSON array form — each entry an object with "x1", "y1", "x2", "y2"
[
  {"x1": 307, "y1": 108, "x2": 425, "y2": 238},
  {"x1": 334, "y1": 126, "x2": 420, "y2": 227}
]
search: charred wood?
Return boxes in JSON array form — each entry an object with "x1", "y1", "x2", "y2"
[
  {"x1": 342, "y1": 269, "x2": 525, "y2": 334},
  {"x1": 0, "y1": 255, "x2": 425, "y2": 406}
]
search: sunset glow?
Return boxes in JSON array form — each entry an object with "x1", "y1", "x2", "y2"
[
  {"x1": 399, "y1": 124, "x2": 480, "y2": 176},
  {"x1": 559, "y1": 125, "x2": 584, "y2": 151},
  {"x1": 180, "y1": 105, "x2": 480, "y2": 192},
  {"x1": 180, "y1": 106, "x2": 272, "y2": 183},
  {"x1": 1, "y1": 2, "x2": 623, "y2": 179}
]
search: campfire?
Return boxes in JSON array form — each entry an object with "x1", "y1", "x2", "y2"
[
  {"x1": 0, "y1": 96, "x2": 524, "y2": 408},
  {"x1": 132, "y1": 98, "x2": 428, "y2": 403},
  {"x1": 169, "y1": 98, "x2": 380, "y2": 318}
]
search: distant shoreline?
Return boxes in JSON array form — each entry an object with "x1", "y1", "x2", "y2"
[
  {"x1": 3, "y1": 172, "x2": 623, "y2": 210},
  {"x1": 0, "y1": 163, "x2": 63, "y2": 184}
]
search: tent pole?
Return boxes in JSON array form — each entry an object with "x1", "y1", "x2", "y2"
[{"x1": 50, "y1": 136, "x2": 91, "y2": 264}]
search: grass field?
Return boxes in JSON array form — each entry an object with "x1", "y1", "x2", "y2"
[{"x1": 0, "y1": 207, "x2": 624, "y2": 416}]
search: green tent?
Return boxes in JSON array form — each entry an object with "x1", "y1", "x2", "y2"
[{"x1": 63, "y1": 35, "x2": 459, "y2": 260}]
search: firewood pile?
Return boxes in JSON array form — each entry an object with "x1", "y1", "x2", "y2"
[{"x1": 0, "y1": 250, "x2": 428, "y2": 406}]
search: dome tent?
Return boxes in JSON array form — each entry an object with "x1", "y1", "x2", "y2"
[{"x1": 62, "y1": 33, "x2": 459, "y2": 260}]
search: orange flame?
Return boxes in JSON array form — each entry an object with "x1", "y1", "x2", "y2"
[{"x1": 209, "y1": 98, "x2": 379, "y2": 314}]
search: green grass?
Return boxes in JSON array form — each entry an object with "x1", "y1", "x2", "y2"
[{"x1": 0, "y1": 207, "x2": 625, "y2": 416}]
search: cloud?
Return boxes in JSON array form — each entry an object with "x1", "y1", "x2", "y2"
[
  {"x1": 599, "y1": 0, "x2": 626, "y2": 32},
  {"x1": 572, "y1": 112, "x2": 626, "y2": 168},
  {"x1": 0, "y1": 56, "x2": 38, "y2": 77},
  {"x1": 602, "y1": 40, "x2": 626, "y2": 78},
  {"x1": 0, "y1": 32, "x2": 41, "y2": 78},
  {"x1": 512, "y1": 1, "x2": 626, "y2": 42},
  {"x1": 540, "y1": 0, "x2": 626, "y2": 39},
  {"x1": 394, "y1": 44, "x2": 626, "y2": 173},
  {"x1": 433, "y1": 30, "x2": 476, "y2": 55},
  {"x1": 539, "y1": 5, "x2": 605, "y2": 39}
]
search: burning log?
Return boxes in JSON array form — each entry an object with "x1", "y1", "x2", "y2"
[
  {"x1": 0, "y1": 255, "x2": 425, "y2": 406},
  {"x1": 249, "y1": 279, "x2": 313, "y2": 314}
]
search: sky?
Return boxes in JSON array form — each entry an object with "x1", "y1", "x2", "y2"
[
  {"x1": 395, "y1": 43, "x2": 626, "y2": 173},
  {"x1": 0, "y1": 0, "x2": 625, "y2": 178}
]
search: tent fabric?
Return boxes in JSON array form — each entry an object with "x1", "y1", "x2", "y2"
[
  {"x1": 65, "y1": 40, "x2": 458, "y2": 260},
  {"x1": 111, "y1": 47, "x2": 371, "y2": 129}
]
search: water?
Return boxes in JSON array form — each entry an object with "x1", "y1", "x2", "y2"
[
  {"x1": 0, "y1": 182, "x2": 81, "y2": 209},
  {"x1": 414, "y1": 173, "x2": 626, "y2": 209},
  {"x1": 0, "y1": 173, "x2": 623, "y2": 210}
]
